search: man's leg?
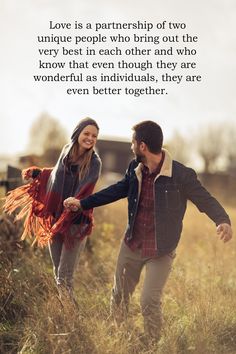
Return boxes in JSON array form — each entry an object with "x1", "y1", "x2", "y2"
[
  {"x1": 141, "y1": 251, "x2": 175, "y2": 340},
  {"x1": 111, "y1": 240, "x2": 144, "y2": 322}
]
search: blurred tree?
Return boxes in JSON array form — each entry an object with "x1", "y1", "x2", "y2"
[
  {"x1": 27, "y1": 113, "x2": 68, "y2": 165},
  {"x1": 166, "y1": 130, "x2": 190, "y2": 165},
  {"x1": 196, "y1": 124, "x2": 223, "y2": 173},
  {"x1": 223, "y1": 123, "x2": 236, "y2": 175}
]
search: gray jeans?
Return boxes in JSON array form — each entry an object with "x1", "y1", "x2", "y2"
[
  {"x1": 48, "y1": 232, "x2": 87, "y2": 289},
  {"x1": 111, "y1": 240, "x2": 175, "y2": 338}
]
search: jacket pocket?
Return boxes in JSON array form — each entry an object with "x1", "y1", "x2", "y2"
[{"x1": 165, "y1": 189, "x2": 181, "y2": 210}]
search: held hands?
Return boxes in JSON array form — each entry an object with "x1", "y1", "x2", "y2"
[
  {"x1": 216, "y1": 223, "x2": 233, "y2": 243},
  {"x1": 63, "y1": 197, "x2": 82, "y2": 212}
]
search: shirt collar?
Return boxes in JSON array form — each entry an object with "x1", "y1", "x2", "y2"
[
  {"x1": 142, "y1": 151, "x2": 165, "y2": 176},
  {"x1": 135, "y1": 149, "x2": 173, "y2": 179}
]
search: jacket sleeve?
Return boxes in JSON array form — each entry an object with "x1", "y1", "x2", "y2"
[
  {"x1": 183, "y1": 167, "x2": 231, "y2": 226},
  {"x1": 80, "y1": 162, "x2": 133, "y2": 210}
]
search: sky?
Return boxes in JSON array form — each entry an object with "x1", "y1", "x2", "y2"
[{"x1": 0, "y1": 0, "x2": 235, "y2": 156}]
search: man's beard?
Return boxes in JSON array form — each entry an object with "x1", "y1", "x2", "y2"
[{"x1": 135, "y1": 152, "x2": 146, "y2": 163}]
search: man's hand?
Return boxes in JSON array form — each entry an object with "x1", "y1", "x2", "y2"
[
  {"x1": 63, "y1": 197, "x2": 82, "y2": 212},
  {"x1": 216, "y1": 223, "x2": 233, "y2": 243}
]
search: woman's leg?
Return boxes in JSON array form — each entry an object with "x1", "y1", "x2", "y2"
[
  {"x1": 57, "y1": 236, "x2": 87, "y2": 290},
  {"x1": 48, "y1": 233, "x2": 64, "y2": 284}
]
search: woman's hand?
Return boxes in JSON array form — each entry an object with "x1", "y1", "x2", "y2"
[
  {"x1": 64, "y1": 197, "x2": 82, "y2": 212},
  {"x1": 22, "y1": 169, "x2": 33, "y2": 181}
]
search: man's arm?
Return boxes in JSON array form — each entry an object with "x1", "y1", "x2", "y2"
[
  {"x1": 80, "y1": 176, "x2": 129, "y2": 209},
  {"x1": 183, "y1": 167, "x2": 232, "y2": 242},
  {"x1": 64, "y1": 161, "x2": 135, "y2": 211}
]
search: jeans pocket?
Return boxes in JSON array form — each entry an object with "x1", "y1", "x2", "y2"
[{"x1": 167, "y1": 250, "x2": 176, "y2": 259}]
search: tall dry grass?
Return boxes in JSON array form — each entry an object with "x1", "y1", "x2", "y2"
[{"x1": 1, "y1": 198, "x2": 236, "y2": 354}]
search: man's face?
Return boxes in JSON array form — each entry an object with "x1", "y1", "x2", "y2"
[{"x1": 131, "y1": 133, "x2": 145, "y2": 163}]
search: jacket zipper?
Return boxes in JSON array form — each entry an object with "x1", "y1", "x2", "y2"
[
  {"x1": 153, "y1": 181, "x2": 158, "y2": 251},
  {"x1": 129, "y1": 170, "x2": 141, "y2": 239},
  {"x1": 165, "y1": 189, "x2": 168, "y2": 208},
  {"x1": 129, "y1": 193, "x2": 140, "y2": 239},
  {"x1": 153, "y1": 172, "x2": 162, "y2": 251}
]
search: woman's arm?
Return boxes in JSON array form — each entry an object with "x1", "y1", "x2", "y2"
[{"x1": 22, "y1": 167, "x2": 42, "y2": 181}]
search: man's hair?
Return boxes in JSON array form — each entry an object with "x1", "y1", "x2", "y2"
[{"x1": 132, "y1": 120, "x2": 163, "y2": 153}]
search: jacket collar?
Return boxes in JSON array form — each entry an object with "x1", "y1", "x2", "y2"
[
  {"x1": 134, "y1": 149, "x2": 173, "y2": 179},
  {"x1": 159, "y1": 149, "x2": 173, "y2": 177}
]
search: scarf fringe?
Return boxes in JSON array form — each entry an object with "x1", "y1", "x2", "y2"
[
  {"x1": 2, "y1": 168, "x2": 94, "y2": 248},
  {"x1": 3, "y1": 176, "x2": 53, "y2": 246}
]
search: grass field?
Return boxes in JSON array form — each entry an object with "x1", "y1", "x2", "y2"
[{"x1": 0, "y1": 197, "x2": 236, "y2": 354}]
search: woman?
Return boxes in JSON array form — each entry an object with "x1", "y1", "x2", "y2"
[{"x1": 3, "y1": 117, "x2": 101, "y2": 299}]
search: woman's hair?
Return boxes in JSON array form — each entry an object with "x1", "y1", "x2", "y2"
[
  {"x1": 68, "y1": 143, "x2": 95, "y2": 180},
  {"x1": 68, "y1": 118, "x2": 99, "y2": 180}
]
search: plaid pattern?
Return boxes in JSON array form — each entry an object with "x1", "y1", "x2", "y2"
[{"x1": 126, "y1": 154, "x2": 164, "y2": 257}]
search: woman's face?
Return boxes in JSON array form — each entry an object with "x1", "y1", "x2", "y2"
[{"x1": 78, "y1": 124, "x2": 98, "y2": 152}]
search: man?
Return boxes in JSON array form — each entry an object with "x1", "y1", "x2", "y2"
[{"x1": 64, "y1": 120, "x2": 232, "y2": 342}]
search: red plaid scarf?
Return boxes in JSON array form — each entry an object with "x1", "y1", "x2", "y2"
[{"x1": 3, "y1": 150, "x2": 101, "y2": 247}]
